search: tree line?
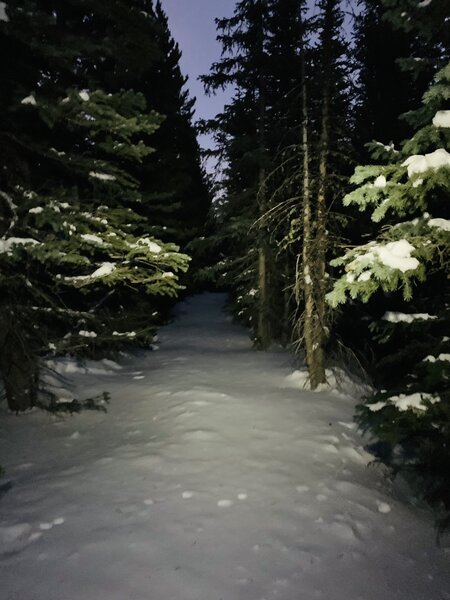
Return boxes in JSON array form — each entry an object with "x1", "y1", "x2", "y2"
[
  {"x1": 200, "y1": 0, "x2": 449, "y2": 532},
  {"x1": 0, "y1": 0, "x2": 210, "y2": 412}
]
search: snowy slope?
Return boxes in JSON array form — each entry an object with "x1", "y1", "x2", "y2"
[{"x1": 0, "y1": 293, "x2": 449, "y2": 600}]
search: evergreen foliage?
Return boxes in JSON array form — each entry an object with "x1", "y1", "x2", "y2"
[
  {"x1": 327, "y1": 2, "x2": 450, "y2": 530},
  {"x1": 0, "y1": 0, "x2": 202, "y2": 411}
]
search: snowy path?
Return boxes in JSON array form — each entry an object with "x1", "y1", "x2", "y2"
[{"x1": 0, "y1": 293, "x2": 449, "y2": 600}]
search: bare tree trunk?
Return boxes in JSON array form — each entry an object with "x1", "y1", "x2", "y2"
[
  {"x1": 256, "y1": 1, "x2": 270, "y2": 350},
  {"x1": 0, "y1": 311, "x2": 38, "y2": 412},
  {"x1": 298, "y1": 46, "x2": 327, "y2": 389},
  {"x1": 299, "y1": 56, "x2": 317, "y2": 386},
  {"x1": 311, "y1": 0, "x2": 335, "y2": 386}
]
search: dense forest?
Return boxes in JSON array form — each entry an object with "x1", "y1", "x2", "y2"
[{"x1": 1, "y1": 0, "x2": 449, "y2": 534}]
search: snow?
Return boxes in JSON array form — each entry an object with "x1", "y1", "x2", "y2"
[
  {"x1": 65, "y1": 262, "x2": 116, "y2": 282},
  {"x1": 0, "y1": 237, "x2": 40, "y2": 253},
  {"x1": 112, "y1": 331, "x2": 137, "y2": 338},
  {"x1": 382, "y1": 311, "x2": 437, "y2": 323},
  {"x1": 0, "y1": 1, "x2": 8, "y2": 21},
  {"x1": 367, "y1": 392, "x2": 439, "y2": 412},
  {"x1": 20, "y1": 95, "x2": 36, "y2": 106},
  {"x1": 81, "y1": 233, "x2": 105, "y2": 245},
  {"x1": 1, "y1": 294, "x2": 449, "y2": 600},
  {"x1": 357, "y1": 271, "x2": 371, "y2": 282},
  {"x1": 423, "y1": 354, "x2": 450, "y2": 363},
  {"x1": 417, "y1": 0, "x2": 432, "y2": 6},
  {"x1": 132, "y1": 238, "x2": 162, "y2": 254},
  {"x1": 428, "y1": 218, "x2": 450, "y2": 232},
  {"x1": 88, "y1": 171, "x2": 116, "y2": 182},
  {"x1": 28, "y1": 207, "x2": 43, "y2": 214},
  {"x1": 91, "y1": 262, "x2": 116, "y2": 278},
  {"x1": 79, "y1": 90, "x2": 90, "y2": 102},
  {"x1": 373, "y1": 175, "x2": 386, "y2": 188},
  {"x1": 352, "y1": 240, "x2": 419, "y2": 273},
  {"x1": 402, "y1": 148, "x2": 450, "y2": 177},
  {"x1": 432, "y1": 110, "x2": 450, "y2": 128},
  {"x1": 78, "y1": 330, "x2": 97, "y2": 338}
]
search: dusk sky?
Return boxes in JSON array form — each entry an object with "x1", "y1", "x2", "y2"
[{"x1": 161, "y1": 0, "x2": 237, "y2": 152}]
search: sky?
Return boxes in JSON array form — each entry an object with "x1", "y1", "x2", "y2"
[{"x1": 161, "y1": 0, "x2": 237, "y2": 153}]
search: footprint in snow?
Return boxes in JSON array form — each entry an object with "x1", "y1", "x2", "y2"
[
  {"x1": 296, "y1": 485, "x2": 310, "y2": 493},
  {"x1": 39, "y1": 517, "x2": 65, "y2": 531},
  {"x1": 376, "y1": 501, "x2": 391, "y2": 514},
  {"x1": 217, "y1": 499, "x2": 234, "y2": 508}
]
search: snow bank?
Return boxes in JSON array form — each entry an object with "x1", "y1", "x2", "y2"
[
  {"x1": 45, "y1": 357, "x2": 122, "y2": 376},
  {"x1": 284, "y1": 367, "x2": 371, "y2": 399}
]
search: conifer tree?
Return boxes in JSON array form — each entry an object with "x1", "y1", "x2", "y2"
[
  {"x1": 327, "y1": 0, "x2": 450, "y2": 529},
  {"x1": 133, "y1": 0, "x2": 211, "y2": 249},
  {"x1": 0, "y1": 1, "x2": 189, "y2": 411},
  {"x1": 201, "y1": 0, "x2": 274, "y2": 348}
]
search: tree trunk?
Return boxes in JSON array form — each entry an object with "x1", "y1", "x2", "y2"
[
  {"x1": 311, "y1": 0, "x2": 335, "y2": 386},
  {"x1": 0, "y1": 311, "x2": 38, "y2": 412},
  {"x1": 299, "y1": 49, "x2": 327, "y2": 389},
  {"x1": 256, "y1": 2, "x2": 271, "y2": 350}
]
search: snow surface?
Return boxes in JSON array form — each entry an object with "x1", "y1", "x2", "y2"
[{"x1": 1, "y1": 294, "x2": 449, "y2": 600}]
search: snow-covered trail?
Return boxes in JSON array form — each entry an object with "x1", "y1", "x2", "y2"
[{"x1": 0, "y1": 293, "x2": 449, "y2": 600}]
